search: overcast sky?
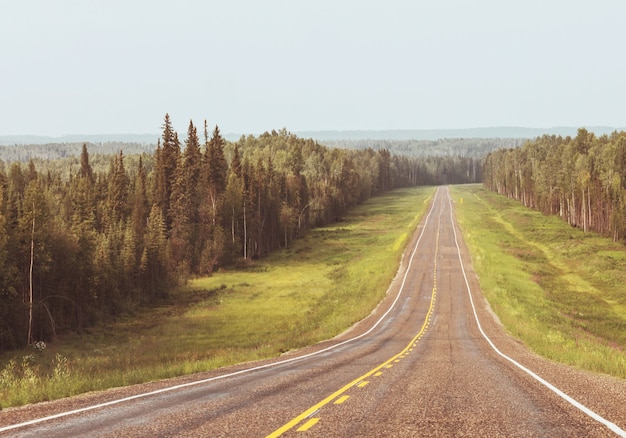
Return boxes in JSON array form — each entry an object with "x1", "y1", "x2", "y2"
[{"x1": 1, "y1": 0, "x2": 625, "y2": 136}]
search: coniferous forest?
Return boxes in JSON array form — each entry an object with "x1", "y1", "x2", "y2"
[
  {"x1": 483, "y1": 128, "x2": 626, "y2": 241},
  {"x1": 0, "y1": 115, "x2": 482, "y2": 353}
]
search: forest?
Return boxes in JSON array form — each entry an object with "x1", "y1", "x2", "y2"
[
  {"x1": 324, "y1": 137, "x2": 525, "y2": 159},
  {"x1": 483, "y1": 128, "x2": 626, "y2": 241},
  {"x1": 0, "y1": 115, "x2": 482, "y2": 353}
]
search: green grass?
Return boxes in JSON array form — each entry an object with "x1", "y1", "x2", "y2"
[
  {"x1": 451, "y1": 184, "x2": 626, "y2": 379},
  {"x1": 0, "y1": 187, "x2": 434, "y2": 408}
]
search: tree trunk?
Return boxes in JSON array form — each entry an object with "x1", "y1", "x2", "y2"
[
  {"x1": 231, "y1": 206, "x2": 236, "y2": 244},
  {"x1": 28, "y1": 202, "x2": 35, "y2": 345},
  {"x1": 243, "y1": 200, "x2": 247, "y2": 259},
  {"x1": 582, "y1": 187, "x2": 587, "y2": 232}
]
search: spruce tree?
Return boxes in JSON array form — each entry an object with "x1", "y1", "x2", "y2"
[
  {"x1": 205, "y1": 124, "x2": 228, "y2": 194},
  {"x1": 154, "y1": 114, "x2": 181, "y2": 230},
  {"x1": 79, "y1": 143, "x2": 94, "y2": 182},
  {"x1": 143, "y1": 204, "x2": 169, "y2": 298},
  {"x1": 131, "y1": 156, "x2": 149, "y2": 238},
  {"x1": 107, "y1": 150, "x2": 130, "y2": 223},
  {"x1": 169, "y1": 120, "x2": 211, "y2": 276},
  {"x1": 130, "y1": 156, "x2": 149, "y2": 286}
]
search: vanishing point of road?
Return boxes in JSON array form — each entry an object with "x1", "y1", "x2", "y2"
[{"x1": 1, "y1": 186, "x2": 625, "y2": 437}]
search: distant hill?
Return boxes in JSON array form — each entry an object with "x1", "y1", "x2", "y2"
[
  {"x1": 2, "y1": 127, "x2": 624, "y2": 146},
  {"x1": 295, "y1": 126, "x2": 626, "y2": 141},
  {"x1": 0, "y1": 134, "x2": 160, "y2": 146},
  {"x1": 0, "y1": 132, "x2": 248, "y2": 146},
  {"x1": 2, "y1": 127, "x2": 624, "y2": 163}
]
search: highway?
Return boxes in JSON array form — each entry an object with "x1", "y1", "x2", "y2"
[{"x1": 1, "y1": 186, "x2": 625, "y2": 437}]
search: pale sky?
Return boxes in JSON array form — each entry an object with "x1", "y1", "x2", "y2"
[{"x1": 1, "y1": 0, "x2": 625, "y2": 136}]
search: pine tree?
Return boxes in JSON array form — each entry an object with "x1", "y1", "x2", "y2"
[
  {"x1": 205, "y1": 124, "x2": 228, "y2": 195},
  {"x1": 79, "y1": 143, "x2": 94, "y2": 182},
  {"x1": 154, "y1": 114, "x2": 181, "y2": 230},
  {"x1": 169, "y1": 120, "x2": 203, "y2": 278},
  {"x1": 182, "y1": 121, "x2": 203, "y2": 219},
  {"x1": 131, "y1": 156, "x2": 149, "y2": 239},
  {"x1": 107, "y1": 150, "x2": 130, "y2": 223},
  {"x1": 196, "y1": 123, "x2": 229, "y2": 272},
  {"x1": 142, "y1": 204, "x2": 169, "y2": 298},
  {"x1": 70, "y1": 170, "x2": 96, "y2": 228}
]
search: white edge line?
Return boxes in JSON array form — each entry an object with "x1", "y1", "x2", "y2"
[
  {"x1": 445, "y1": 187, "x2": 626, "y2": 438},
  {"x1": 0, "y1": 189, "x2": 441, "y2": 434}
]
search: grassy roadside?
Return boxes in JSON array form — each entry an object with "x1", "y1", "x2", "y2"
[
  {"x1": 450, "y1": 184, "x2": 626, "y2": 379},
  {"x1": 0, "y1": 187, "x2": 434, "y2": 408}
]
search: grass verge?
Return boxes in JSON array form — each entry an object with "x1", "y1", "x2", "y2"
[
  {"x1": 0, "y1": 187, "x2": 434, "y2": 408},
  {"x1": 450, "y1": 184, "x2": 626, "y2": 379}
]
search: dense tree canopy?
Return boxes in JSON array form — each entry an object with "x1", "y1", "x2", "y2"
[
  {"x1": 483, "y1": 129, "x2": 626, "y2": 241},
  {"x1": 0, "y1": 116, "x2": 482, "y2": 353}
]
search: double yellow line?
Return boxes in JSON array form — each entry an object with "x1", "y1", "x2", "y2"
[{"x1": 266, "y1": 217, "x2": 441, "y2": 437}]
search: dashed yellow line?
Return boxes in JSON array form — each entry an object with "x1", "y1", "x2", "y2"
[
  {"x1": 266, "y1": 208, "x2": 443, "y2": 437},
  {"x1": 296, "y1": 418, "x2": 319, "y2": 432},
  {"x1": 334, "y1": 395, "x2": 350, "y2": 404}
]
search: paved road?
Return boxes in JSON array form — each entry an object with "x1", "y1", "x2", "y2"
[{"x1": 1, "y1": 187, "x2": 625, "y2": 437}]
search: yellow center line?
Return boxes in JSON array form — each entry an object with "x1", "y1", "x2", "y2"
[
  {"x1": 296, "y1": 418, "x2": 320, "y2": 432},
  {"x1": 266, "y1": 207, "x2": 442, "y2": 438},
  {"x1": 334, "y1": 395, "x2": 350, "y2": 404}
]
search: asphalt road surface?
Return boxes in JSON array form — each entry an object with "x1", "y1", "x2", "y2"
[{"x1": 1, "y1": 186, "x2": 625, "y2": 437}]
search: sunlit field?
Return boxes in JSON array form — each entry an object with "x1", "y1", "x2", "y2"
[
  {"x1": 451, "y1": 184, "x2": 626, "y2": 379},
  {"x1": 0, "y1": 187, "x2": 434, "y2": 408}
]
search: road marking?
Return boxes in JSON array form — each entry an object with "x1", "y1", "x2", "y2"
[
  {"x1": 267, "y1": 191, "x2": 444, "y2": 437},
  {"x1": 297, "y1": 418, "x2": 319, "y2": 431},
  {"x1": 334, "y1": 396, "x2": 350, "y2": 404},
  {"x1": 0, "y1": 190, "x2": 442, "y2": 435},
  {"x1": 267, "y1": 286, "x2": 437, "y2": 438},
  {"x1": 445, "y1": 188, "x2": 626, "y2": 438},
  {"x1": 374, "y1": 372, "x2": 383, "y2": 377},
  {"x1": 357, "y1": 381, "x2": 369, "y2": 388}
]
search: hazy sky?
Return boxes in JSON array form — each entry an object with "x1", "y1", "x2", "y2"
[{"x1": 2, "y1": 0, "x2": 625, "y2": 136}]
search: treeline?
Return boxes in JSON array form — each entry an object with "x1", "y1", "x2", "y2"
[
  {"x1": 483, "y1": 128, "x2": 626, "y2": 241},
  {"x1": 324, "y1": 137, "x2": 525, "y2": 159},
  {"x1": 0, "y1": 115, "x2": 431, "y2": 352},
  {"x1": 322, "y1": 137, "x2": 525, "y2": 185},
  {"x1": 0, "y1": 141, "x2": 154, "y2": 163}
]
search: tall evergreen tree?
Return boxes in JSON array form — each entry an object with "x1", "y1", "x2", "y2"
[
  {"x1": 131, "y1": 156, "x2": 149, "y2": 240},
  {"x1": 107, "y1": 150, "x2": 130, "y2": 224},
  {"x1": 79, "y1": 143, "x2": 94, "y2": 182},
  {"x1": 205, "y1": 124, "x2": 228, "y2": 195},
  {"x1": 142, "y1": 204, "x2": 169, "y2": 298},
  {"x1": 154, "y1": 114, "x2": 180, "y2": 230},
  {"x1": 169, "y1": 120, "x2": 203, "y2": 278},
  {"x1": 196, "y1": 124, "x2": 229, "y2": 271}
]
